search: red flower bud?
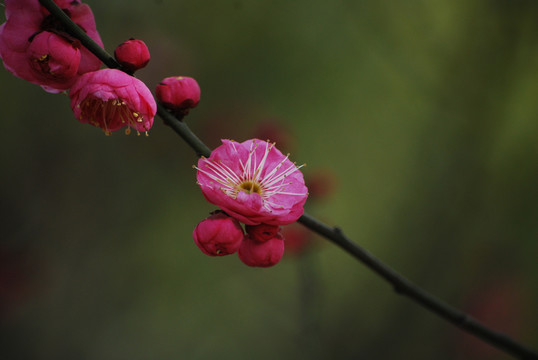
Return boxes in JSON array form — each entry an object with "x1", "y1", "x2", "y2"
[
  {"x1": 156, "y1": 76, "x2": 201, "y2": 115},
  {"x1": 245, "y1": 223, "x2": 281, "y2": 243},
  {"x1": 27, "y1": 31, "x2": 81, "y2": 82},
  {"x1": 238, "y1": 233, "x2": 285, "y2": 267},
  {"x1": 114, "y1": 39, "x2": 150, "y2": 73},
  {"x1": 193, "y1": 212, "x2": 244, "y2": 256}
]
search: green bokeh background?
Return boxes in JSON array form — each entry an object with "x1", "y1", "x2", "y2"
[{"x1": 1, "y1": 1, "x2": 537, "y2": 359}]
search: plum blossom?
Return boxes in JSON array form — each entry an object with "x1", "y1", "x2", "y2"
[
  {"x1": 0, "y1": 0, "x2": 103, "y2": 92},
  {"x1": 69, "y1": 69, "x2": 156, "y2": 135},
  {"x1": 195, "y1": 139, "x2": 308, "y2": 226}
]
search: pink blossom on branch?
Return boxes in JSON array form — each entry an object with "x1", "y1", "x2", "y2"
[
  {"x1": 69, "y1": 69, "x2": 157, "y2": 135},
  {"x1": 0, "y1": 0, "x2": 103, "y2": 92},
  {"x1": 196, "y1": 139, "x2": 308, "y2": 226}
]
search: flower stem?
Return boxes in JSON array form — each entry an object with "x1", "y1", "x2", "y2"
[
  {"x1": 156, "y1": 105, "x2": 211, "y2": 158},
  {"x1": 37, "y1": 0, "x2": 538, "y2": 358}
]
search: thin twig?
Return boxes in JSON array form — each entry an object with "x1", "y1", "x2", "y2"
[
  {"x1": 36, "y1": 0, "x2": 538, "y2": 358},
  {"x1": 298, "y1": 213, "x2": 538, "y2": 359}
]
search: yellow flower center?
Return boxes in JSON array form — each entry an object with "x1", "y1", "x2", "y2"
[{"x1": 239, "y1": 181, "x2": 261, "y2": 195}]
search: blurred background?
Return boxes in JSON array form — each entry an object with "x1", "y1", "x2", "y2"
[{"x1": 1, "y1": 0, "x2": 537, "y2": 359}]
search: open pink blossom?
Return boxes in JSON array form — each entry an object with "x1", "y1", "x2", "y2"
[
  {"x1": 0, "y1": 0, "x2": 103, "y2": 92},
  {"x1": 193, "y1": 211, "x2": 244, "y2": 256},
  {"x1": 238, "y1": 233, "x2": 285, "y2": 267},
  {"x1": 196, "y1": 139, "x2": 308, "y2": 225},
  {"x1": 69, "y1": 69, "x2": 157, "y2": 135}
]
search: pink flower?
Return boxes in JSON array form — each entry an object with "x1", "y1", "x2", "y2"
[
  {"x1": 156, "y1": 76, "x2": 201, "y2": 115},
  {"x1": 245, "y1": 223, "x2": 280, "y2": 242},
  {"x1": 69, "y1": 69, "x2": 157, "y2": 135},
  {"x1": 238, "y1": 232, "x2": 285, "y2": 267},
  {"x1": 114, "y1": 39, "x2": 150, "y2": 73},
  {"x1": 196, "y1": 139, "x2": 308, "y2": 225},
  {"x1": 193, "y1": 211, "x2": 244, "y2": 256},
  {"x1": 0, "y1": 0, "x2": 103, "y2": 92}
]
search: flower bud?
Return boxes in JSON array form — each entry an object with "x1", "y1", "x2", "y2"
[
  {"x1": 245, "y1": 223, "x2": 280, "y2": 243},
  {"x1": 156, "y1": 76, "x2": 201, "y2": 115},
  {"x1": 238, "y1": 233, "x2": 285, "y2": 267},
  {"x1": 193, "y1": 212, "x2": 244, "y2": 256},
  {"x1": 26, "y1": 31, "x2": 81, "y2": 84},
  {"x1": 114, "y1": 39, "x2": 150, "y2": 73}
]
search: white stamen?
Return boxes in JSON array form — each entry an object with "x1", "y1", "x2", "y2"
[{"x1": 195, "y1": 140, "x2": 307, "y2": 209}]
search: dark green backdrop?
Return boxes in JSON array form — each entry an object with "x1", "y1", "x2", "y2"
[{"x1": 1, "y1": 1, "x2": 537, "y2": 359}]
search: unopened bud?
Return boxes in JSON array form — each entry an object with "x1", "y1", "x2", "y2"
[
  {"x1": 114, "y1": 39, "x2": 150, "y2": 73},
  {"x1": 238, "y1": 233, "x2": 285, "y2": 267},
  {"x1": 156, "y1": 76, "x2": 201, "y2": 115},
  {"x1": 193, "y1": 211, "x2": 244, "y2": 256},
  {"x1": 27, "y1": 31, "x2": 81, "y2": 81},
  {"x1": 245, "y1": 223, "x2": 280, "y2": 243}
]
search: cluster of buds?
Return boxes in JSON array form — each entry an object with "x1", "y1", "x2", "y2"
[
  {"x1": 0, "y1": 0, "x2": 200, "y2": 136},
  {"x1": 0, "y1": 0, "x2": 103, "y2": 93},
  {"x1": 193, "y1": 212, "x2": 286, "y2": 268}
]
